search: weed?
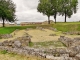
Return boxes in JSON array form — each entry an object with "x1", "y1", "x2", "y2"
[
  {"x1": 29, "y1": 42, "x2": 34, "y2": 47},
  {"x1": 0, "y1": 50, "x2": 8, "y2": 54}
]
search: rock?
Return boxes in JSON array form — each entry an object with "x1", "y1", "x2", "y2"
[
  {"x1": 69, "y1": 46, "x2": 80, "y2": 57},
  {"x1": 46, "y1": 55, "x2": 54, "y2": 59},
  {"x1": 63, "y1": 31, "x2": 80, "y2": 35},
  {"x1": 36, "y1": 27, "x2": 45, "y2": 31},
  {"x1": 0, "y1": 43, "x2": 3, "y2": 46},
  {"x1": 75, "y1": 53, "x2": 80, "y2": 60},
  {"x1": 59, "y1": 36, "x2": 73, "y2": 47},
  {"x1": 8, "y1": 41, "x2": 14, "y2": 46},
  {"x1": 49, "y1": 34, "x2": 56, "y2": 36},
  {"x1": 2, "y1": 40, "x2": 9, "y2": 46},
  {"x1": 49, "y1": 27, "x2": 58, "y2": 32},
  {"x1": 1, "y1": 34, "x2": 13, "y2": 39},
  {"x1": 13, "y1": 40, "x2": 21, "y2": 48},
  {"x1": 60, "y1": 54, "x2": 69, "y2": 57},
  {"x1": 41, "y1": 53, "x2": 46, "y2": 58}
]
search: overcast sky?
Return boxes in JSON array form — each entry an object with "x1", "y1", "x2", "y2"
[{"x1": 12, "y1": 0, "x2": 80, "y2": 23}]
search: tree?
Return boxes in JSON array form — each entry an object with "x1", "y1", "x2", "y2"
[
  {"x1": 37, "y1": 0, "x2": 53, "y2": 24},
  {"x1": 60, "y1": 0, "x2": 78, "y2": 22},
  {"x1": 0, "y1": 0, "x2": 16, "y2": 27},
  {"x1": 51, "y1": 0, "x2": 60, "y2": 24}
]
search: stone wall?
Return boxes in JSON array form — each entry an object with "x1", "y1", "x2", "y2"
[
  {"x1": 0, "y1": 36, "x2": 31, "y2": 48},
  {"x1": 58, "y1": 36, "x2": 73, "y2": 47},
  {"x1": 59, "y1": 36, "x2": 80, "y2": 60},
  {"x1": 59, "y1": 36, "x2": 80, "y2": 47},
  {"x1": 0, "y1": 34, "x2": 13, "y2": 39},
  {"x1": 63, "y1": 31, "x2": 80, "y2": 35},
  {"x1": 0, "y1": 46, "x2": 75, "y2": 60},
  {"x1": 0, "y1": 35, "x2": 80, "y2": 60}
]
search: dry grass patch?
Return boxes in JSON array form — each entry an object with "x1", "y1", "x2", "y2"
[
  {"x1": 0, "y1": 50, "x2": 48, "y2": 60},
  {"x1": 26, "y1": 29, "x2": 60, "y2": 42}
]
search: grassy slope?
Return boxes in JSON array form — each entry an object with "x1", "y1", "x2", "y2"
[
  {"x1": 53, "y1": 22, "x2": 80, "y2": 32},
  {"x1": 0, "y1": 22, "x2": 80, "y2": 34}
]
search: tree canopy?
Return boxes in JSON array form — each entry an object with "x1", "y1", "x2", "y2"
[
  {"x1": 59, "y1": 0, "x2": 78, "y2": 22},
  {"x1": 0, "y1": 0, "x2": 16, "y2": 27},
  {"x1": 37, "y1": 0, "x2": 53, "y2": 24},
  {"x1": 37, "y1": 0, "x2": 78, "y2": 23}
]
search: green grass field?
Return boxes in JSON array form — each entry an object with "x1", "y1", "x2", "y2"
[
  {"x1": 53, "y1": 22, "x2": 80, "y2": 32},
  {"x1": 0, "y1": 22, "x2": 80, "y2": 34}
]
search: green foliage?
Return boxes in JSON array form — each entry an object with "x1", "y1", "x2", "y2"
[
  {"x1": 29, "y1": 42, "x2": 34, "y2": 47},
  {"x1": 38, "y1": 0, "x2": 78, "y2": 23},
  {"x1": 0, "y1": 50, "x2": 8, "y2": 54},
  {"x1": 51, "y1": 0, "x2": 60, "y2": 23},
  {"x1": 0, "y1": 0, "x2": 16, "y2": 27},
  {"x1": 59, "y1": 0, "x2": 78, "y2": 22},
  {"x1": 37, "y1": 0, "x2": 53, "y2": 24}
]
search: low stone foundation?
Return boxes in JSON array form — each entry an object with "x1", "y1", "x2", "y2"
[
  {"x1": 59, "y1": 36, "x2": 80, "y2": 47},
  {"x1": 63, "y1": 31, "x2": 80, "y2": 35},
  {"x1": 0, "y1": 36, "x2": 80, "y2": 60},
  {"x1": 0, "y1": 36, "x2": 31, "y2": 47},
  {"x1": 0, "y1": 34, "x2": 13, "y2": 39}
]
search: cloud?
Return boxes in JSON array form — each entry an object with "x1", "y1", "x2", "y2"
[{"x1": 12, "y1": 0, "x2": 80, "y2": 23}]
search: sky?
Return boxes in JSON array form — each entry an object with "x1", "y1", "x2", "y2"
[{"x1": 12, "y1": 0, "x2": 80, "y2": 23}]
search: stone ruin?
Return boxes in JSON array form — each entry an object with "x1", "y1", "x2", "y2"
[
  {"x1": 0, "y1": 34, "x2": 13, "y2": 39},
  {"x1": 36, "y1": 27, "x2": 58, "y2": 32},
  {"x1": 49, "y1": 27, "x2": 58, "y2": 32},
  {"x1": 63, "y1": 31, "x2": 80, "y2": 35},
  {"x1": 36, "y1": 27, "x2": 45, "y2": 31},
  {"x1": 0, "y1": 36, "x2": 31, "y2": 48},
  {"x1": 59, "y1": 36, "x2": 80, "y2": 47},
  {"x1": 58, "y1": 36, "x2": 80, "y2": 60},
  {"x1": 0, "y1": 35, "x2": 80, "y2": 60}
]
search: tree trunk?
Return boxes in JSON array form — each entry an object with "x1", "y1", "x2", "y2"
[
  {"x1": 54, "y1": 13, "x2": 57, "y2": 24},
  {"x1": 48, "y1": 16, "x2": 50, "y2": 24},
  {"x1": 65, "y1": 12, "x2": 67, "y2": 22},
  {"x1": 2, "y1": 17, "x2": 5, "y2": 27},
  {"x1": 54, "y1": 18, "x2": 56, "y2": 24}
]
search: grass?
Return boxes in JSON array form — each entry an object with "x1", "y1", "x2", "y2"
[
  {"x1": 29, "y1": 41, "x2": 66, "y2": 48},
  {"x1": 0, "y1": 25, "x2": 36, "y2": 34},
  {"x1": 0, "y1": 50, "x2": 49, "y2": 60},
  {"x1": 53, "y1": 22, "x2": 80, "y2": 32},
  {"x1": 0, "y1": 24, "x2": 53, "y2": 34},
  {"x1": 0, "y1": 50, "x2": 8, "y2": 54},
  {"x1": 0, "y1": 22, "x2": 80, "y2": 34},
  {"x1": 29, "y1": 42, "x2": 34, "y2": 47}
]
